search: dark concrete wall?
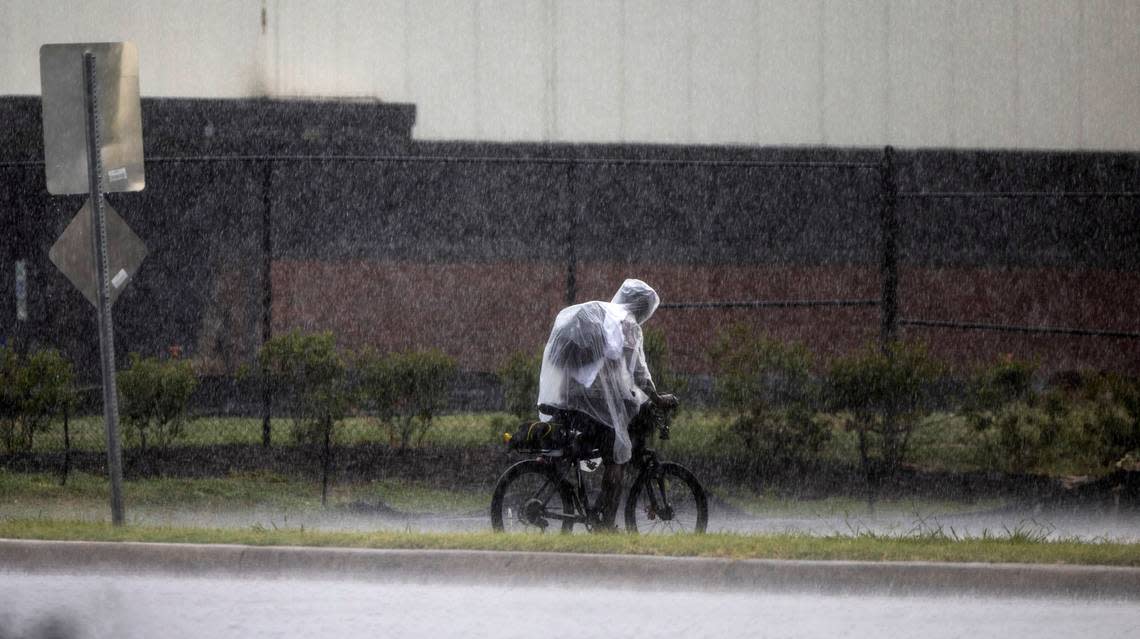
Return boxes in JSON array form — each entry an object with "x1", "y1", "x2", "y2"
[{"x1": 1, "y1": 96, "x2": 1137, "y2": 387}]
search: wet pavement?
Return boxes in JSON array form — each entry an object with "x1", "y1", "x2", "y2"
[
  {"x1": 13, "y1": 500, "x2": 1137, "y2": 542},
  {"x1": 2, "y1": 572, "x2": 1137, "y2": 639}
]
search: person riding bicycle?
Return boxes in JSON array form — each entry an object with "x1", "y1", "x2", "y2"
[{"x1": 536, "y1": 278, "x2": 677, "y2": 530}]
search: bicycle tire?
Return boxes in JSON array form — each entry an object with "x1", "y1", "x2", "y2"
[
  {"x1": 624, "y1": 461, "x2": 708, "y2": 534},
  {"x1": 490, "y1": 459, "x2": 576, "y2": 534}
]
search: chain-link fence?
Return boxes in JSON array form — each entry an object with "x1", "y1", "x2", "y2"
[{"x1": 2, "y1": 99, "x2": 1138, "y2": 472}]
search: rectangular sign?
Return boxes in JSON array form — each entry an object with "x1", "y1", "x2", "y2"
[{"x1": 40, "y1": 42, "x2": 145, "y2": 195}]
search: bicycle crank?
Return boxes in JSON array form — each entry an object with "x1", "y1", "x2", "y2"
[{"x1": 521, "y1": 498, "x2": 550, "y2": 530}]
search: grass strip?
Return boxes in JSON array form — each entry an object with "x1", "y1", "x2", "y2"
[
  {"x1": 26, "y1": 410, "x2": 1119, "y2": 477},
  {"x1": 4, "y1": 470, "x2": 1006, "y2": 519},
  {"x1": 1, "y1": 519, "x2": 1137, "y2": 567},
  {"x1": 0, "y1": 470, "x2": 488, "y2": 514}
]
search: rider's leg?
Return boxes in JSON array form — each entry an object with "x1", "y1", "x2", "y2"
[
  {"x1": 599, "y1": 404, "x2": 653, "y2": 529},
  {"x1": 577, "y1": 418, "x2": 622, "y2": 530},
  {"x1": 599, "y1": 462, "x2": 625, "y2": 529}
]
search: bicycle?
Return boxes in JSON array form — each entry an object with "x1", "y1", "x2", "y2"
[{"x1": 490, "y1": 400, "x2": 708, "y2": 534}]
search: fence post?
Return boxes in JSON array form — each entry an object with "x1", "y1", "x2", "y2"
[
  {"x1": 565, "y1": 163, "x2": 578, "y2": 306},
  {"x1": 260, "y1": 160, "x2": 274, "y2": 448},
  {"x1": 879, "y1": 145, "x2": 899, "y2": 352},
  {"x1": 6, "y1": 164, "x2": 36, "y2": 357}
]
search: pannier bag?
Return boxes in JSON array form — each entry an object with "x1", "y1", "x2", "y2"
[{"x1": 504, "y1": 420, "x2": 568, "y2": 453}]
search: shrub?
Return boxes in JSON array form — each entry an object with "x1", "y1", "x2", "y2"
[
  {"x1": 712, "y1": 325, "x2": 815, "y2": 410},
  {"x1": 358, "y1": 348, "x2": 456, "y2": 448},
  {"x1": 642, "y1": 326, "x2": 686, "y2": 395},
  {"x1": 710, "y1": 325, "x2": 829, "y2": 474},
  {"x1": 727, "y1": 405, "x2": 831, "y2": 476},
  {"x1": 962, "y1": 356, "x2": 1042, "y2": 473},
  {"x1": 259, "y1": 330, "x2": 353, "y2": 506},
  {"x1": 826, "y1": 341, "x2": 942, "y2": 486},
  {"x1": 1077, "y1": 373, "x2": 1140, "y2": 464},
  {"x1": 497, "y1": 350, "x2": 542, "y2": 420},
  {"x1": 0, "y1": 347, "x2": 74, "y2": 454},
  {"x1": 968, "y1": 355, "x2": 1037, "y2": 412},
  {"x1": 971, "y1": 402, "x2": 1048, "y2": 474},
  {"x1": 259, "y1": 331, "x2": 351, "y2": 446},
  {"x1": 118, "y1": 353, "x2": 199, "y2": 452},
  {"x1": 970, "y1": 399, "x2": 1119, "y2": 476},
  {"x1": 965, "y1": 361, "x2": 1140, "y2": 475}
]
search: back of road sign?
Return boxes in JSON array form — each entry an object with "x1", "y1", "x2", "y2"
[
  {"x1": 39, "y1": 42, "x2": 145, "y2": 195},
  {"x1": 48, "y1": 199, "x2": 147, "y2": 308}
]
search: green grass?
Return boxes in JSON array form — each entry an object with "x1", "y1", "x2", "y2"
[
  {"x1": 30, "y1": 413, "x2": 516, "y2": 453},
  {"x1": 0, "y1": 470, "x2": 486, "y2": 516},
  {"x1": 2, "y1": 469, "x2": 1007, "y2": 533},
  {"x1": 654, "y1": 410, "x2": 977, "y2": 470},
  {"x1": 1, "y1": 518, "x2": 1137, "y2": 566},
  {"x1": 19, "y1": 408, "x2": 1120, "y2": 478},
  {"x1": 0, "y1": 469, "x2": 1008, "y2": 525}
]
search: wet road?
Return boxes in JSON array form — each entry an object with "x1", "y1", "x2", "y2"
[
  {"x1": 5, "y1": 494, "x2": 1139, "y2": 541},
  {"x1": 81, "y1": 502, "x2": 1140, "y2": 542},
  {"x1": 2, "y1": 572, "x2": 1136, "y2": 639}
]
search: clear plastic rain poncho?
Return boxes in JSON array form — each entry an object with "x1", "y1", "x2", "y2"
[{"x1": 536, "y1": 279, "x2": 660, "y2": 464}]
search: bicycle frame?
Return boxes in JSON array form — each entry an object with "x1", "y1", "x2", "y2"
[
  {"x1": 525, "y1": 446, "x2": 665, "y2": 531},
  {"x1": 497, "y1": 401, "x2": 692, "y2": 533}
]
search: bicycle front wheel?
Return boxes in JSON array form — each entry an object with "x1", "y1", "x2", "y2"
[
  {"x1": 490, "y1": 459, "x2": 575, "y2": 534},
  {"x1": 624, "y1": 462, "x2": 708, "y2": 534}
]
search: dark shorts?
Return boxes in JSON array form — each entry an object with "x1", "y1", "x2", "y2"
[{"x1": 574, "y1": 403, "x2": 654, "y2": 464}]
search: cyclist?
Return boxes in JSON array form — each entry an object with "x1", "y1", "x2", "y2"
[{"x1": 536, "y1": 278, "x2": 677, "y2": 530}]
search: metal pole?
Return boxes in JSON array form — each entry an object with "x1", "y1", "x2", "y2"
[
  {"x1": 261, "y1": 160, "x2": 274, "y2": 448},
  {"x1": 878, "y1": 145, "x2": 899, "y2": 352},
  {"x1": 83, "y1": 51, "x2": 125, "y2": 525},
  {"x1": 564, "y1": 164, "x2": 578, "y2": 306}
]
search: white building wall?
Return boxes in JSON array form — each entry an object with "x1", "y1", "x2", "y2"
[{"x1": 1, "y1": 0, "x2": 1138, "y2": 150}]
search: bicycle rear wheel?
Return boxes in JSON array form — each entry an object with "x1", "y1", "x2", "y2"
[
  {"x1": 624, "y1": 462, "x2": 708, "y2": 534},
  {"x1": 490, "y1": 459, "x2": 576, "y2": 534}
]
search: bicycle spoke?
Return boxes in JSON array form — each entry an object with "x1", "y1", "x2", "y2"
[
  {"x1": 499, "y1": 469, "x2": 568, "y2": 533},
  {"x1": 627, "y1": 463, "x2": 707, "y2": 535}
]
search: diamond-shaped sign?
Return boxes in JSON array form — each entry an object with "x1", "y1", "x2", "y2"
[{"x1": 49, "y1": 199, "x2": 147, "y2": 307}]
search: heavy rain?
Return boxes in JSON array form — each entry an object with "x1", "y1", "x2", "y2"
[{"x1": 1, "y1": 1, "x2": 1139, "y2": 637}]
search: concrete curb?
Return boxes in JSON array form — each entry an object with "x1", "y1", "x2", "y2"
[{"x1": 2, "y1": 539, "x2": 1137, "y2": 599}]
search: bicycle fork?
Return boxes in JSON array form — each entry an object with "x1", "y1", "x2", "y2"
[{"x1": 637, "y1": 459, "x2": 675, "y2": 522}]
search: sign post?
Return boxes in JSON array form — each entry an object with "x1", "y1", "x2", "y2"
[
  {"x1": 41, "y1": 42, "x2": 145, "y2": 526},
  {"x1": 82, "y1": 51, "x2": 125, "y2": 525}
]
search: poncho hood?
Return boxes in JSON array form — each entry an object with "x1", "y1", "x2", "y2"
[{"x1": 610, "y1": 278, "x2": 660, "y2": 325}]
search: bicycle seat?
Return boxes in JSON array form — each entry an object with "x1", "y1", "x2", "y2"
[{"x1": 537, "y1": 404, "x2": 563, "y2": 417}]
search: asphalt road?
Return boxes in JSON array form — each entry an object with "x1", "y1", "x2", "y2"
[{"x1": 2, "y1": 572, "x2": 1137, "y2": 639}]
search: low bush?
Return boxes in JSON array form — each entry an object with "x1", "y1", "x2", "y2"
[
  {"x1": 642, "y1": 326, "x2": 686, "y2": 396},
  {"x1": 259, "y1": 330, "x2": 353, "y2": 505},
  {"x1": 0, "y1": 347, "x2": 74, "y2": 454},
  {"x1": 1076, "y1": 373, "x2": 1140, "y2": 465},
  {"x1": 710, "y1": 325, "x2": 830, "y2": 475},
  {"x1": 118, "y1": 353, "x2": 199, "y2": 452},
  {"x1": 962, "y1": 359, "x2": 1140, "y2": 475},
  {"x1": 967, "y1": 355, "x2": 1037, "y2": 411},
  {"x1": 259, "y1": 331, "x2": 351, "y2": 446},
  {"x1": 497, "y1": 350, "x2": 541, "y2": 420},
  {"x1": 826, "y1": 341, "x2": 943, "y2": 487},
  {"x1": 359, "y1": 348, "x2": 456, "y2": 449}
]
